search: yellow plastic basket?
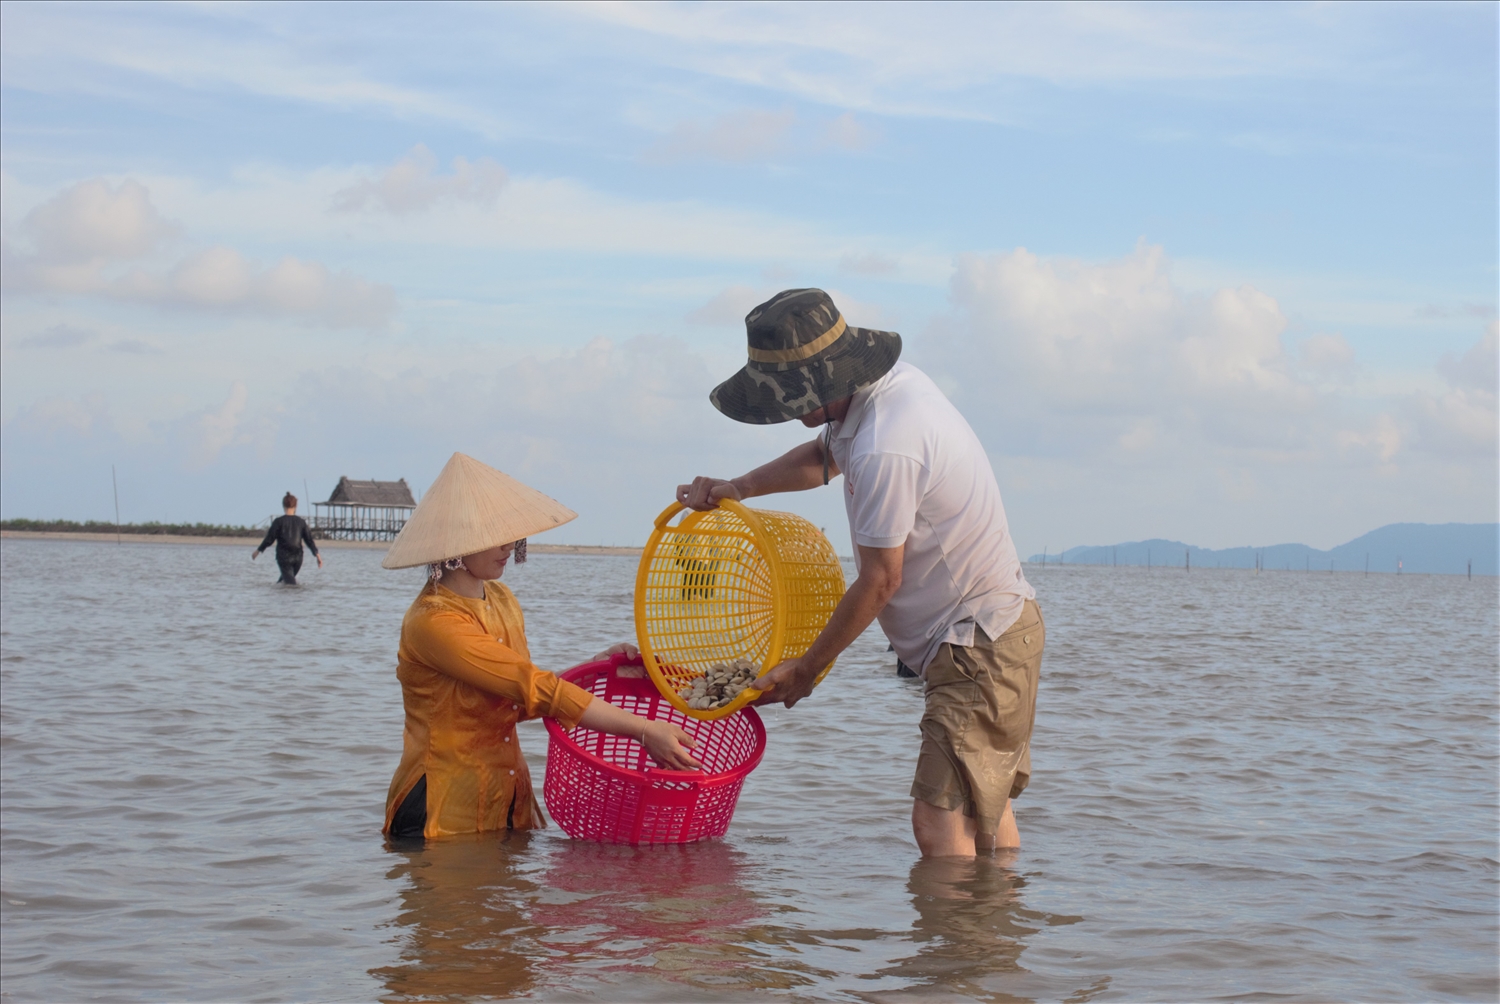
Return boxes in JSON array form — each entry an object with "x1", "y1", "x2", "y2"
[{"x1": 635, "y1": 499, "x2": 847, "y2": 720}]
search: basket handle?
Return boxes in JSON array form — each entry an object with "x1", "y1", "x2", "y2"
[
  {"x1": 653, "y1": 500, "x2": 687, "y2": 529},
  {"x1": 653, "y1": 496, "x2": 754, "y2": 529}
]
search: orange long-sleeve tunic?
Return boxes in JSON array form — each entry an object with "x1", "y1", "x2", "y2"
[{"x1": 383, "y1": 579, "x2": 594, "y2": 837}]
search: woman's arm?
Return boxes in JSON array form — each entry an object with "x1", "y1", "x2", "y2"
[
  {"x1": 576, "y1": 699, "x2": 701, "y2": 771},
  {"x1": 581, "y1": 641, "x2": 699, "y2": 768},
  {"x1": 405, "y1": 609, "x2": 595, "y2": 725},
  {"x1": 253, "y1": 518, "x2": 279, "y2": 555},
  {"x1": 406, "y1": 613, "x2": 700, "y2": 768}
]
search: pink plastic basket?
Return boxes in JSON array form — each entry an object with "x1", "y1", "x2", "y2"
[{"x1": 543, "y1": 654, "x2": 767, "y2": 845}]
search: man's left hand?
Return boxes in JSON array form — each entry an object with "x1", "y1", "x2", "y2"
[{"x1": 751, "y1": 657, "x2": 819, "y2": 709}]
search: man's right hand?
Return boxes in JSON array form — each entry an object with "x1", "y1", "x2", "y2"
[{"x1": 676, "y1": 477, "x2": 743, "y2": 511}]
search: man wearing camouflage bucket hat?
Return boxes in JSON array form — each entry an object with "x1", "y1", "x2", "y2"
[{"x1": 679, "y1": 288, "x2": 1042, "y2": 859}]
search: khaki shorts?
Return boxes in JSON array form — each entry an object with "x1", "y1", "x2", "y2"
[{"x1": 910, "y1": 599, "x2": 1044, "y2": 835}]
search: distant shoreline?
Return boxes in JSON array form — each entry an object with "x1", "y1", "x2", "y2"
[{"x1": 0, "y1": 531, "x2": 644, "y2": 556}]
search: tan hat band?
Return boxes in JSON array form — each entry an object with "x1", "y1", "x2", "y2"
[{"x1": 747, "y1": 316, "x2": 846, "y2": 364}]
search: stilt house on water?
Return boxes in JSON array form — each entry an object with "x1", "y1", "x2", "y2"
[{"x1": 310, "y1": 477, "x2": 416, "y2": 540}]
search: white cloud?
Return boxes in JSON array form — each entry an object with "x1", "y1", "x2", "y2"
[
  {"x1": 0, "y1": 4, "x2": 507, "y2": 138},
  {"x1": 1436, "y1": 321, "x2": 1500, "y2": 394},
  {"x1": 192, "y1": 381, "x2": 248, "y2": 467},
  {"x1": 331, "y1": 144, "x2": 508, "y2": 214},
  {"x1": 108, "y1": 338, "x2": 164, "y2": 355},
  {"x1": 1334, "y1": 413, "x2": 1402, "y2": 465},
  {"x1": 575, "y1": 1, "x2": 1417, "y2": 119},
  {"x1": 8, "y1": 392, "x2": 109, "y2": 438},
  {"x1": 932, "y1": 242, "x2": 1358, "y2": 460},
  {"x1": 1298, "y1": 332, "x2": 1357, "y2": 378},
  {"x1": 3, "y1": 178, "x2": 397, "y2": 328},
  {"x1": 17, "y1": 177, "x2": 176, "y2": 263},
  {"x1": 839, "y1": 252, "x2": 898, "y2": 276},
  {"x1": 686, "y1": 285, "x2": 768, "y2": 325},
  {"x1": 823, "y1": 112, "x2": 874, "y2": 150},
  {"x1": 16, "y1": 323, "x2": 99, "y2": 349},
  {"x1": 1409, "y1": 323, "x2": 1498, "y2": 458},
  {"x1": 647, "y1": 108, "x2": 796, "y2": 163},
  {"x1": 929, "y1": 246, "x2": 1499, "y2": 499}
]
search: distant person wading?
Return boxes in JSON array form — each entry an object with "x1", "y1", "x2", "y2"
[{"x1": 253, "y1": 493, "x2": 323, "y2": 585}]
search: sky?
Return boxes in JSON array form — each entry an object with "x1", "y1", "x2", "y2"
[{"x1": 1, "y1": 0, "x2": 1495, "y2": 555}]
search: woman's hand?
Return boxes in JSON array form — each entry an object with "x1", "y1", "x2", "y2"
[
  {"x1": 575, "y1": 685, "x2": 697, "y2": 769},
  {"x1": 641, "y1": 720, "x2": 701, "y2": 771}
]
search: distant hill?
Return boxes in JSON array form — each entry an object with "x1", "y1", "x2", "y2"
[{"x1": 1027, "y1": 523, "x2": 1498, "y2": 576}]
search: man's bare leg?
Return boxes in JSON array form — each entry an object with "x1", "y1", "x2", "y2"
[{"x1": 912, "y1": 798, "x2": 1020, "y2": 857}]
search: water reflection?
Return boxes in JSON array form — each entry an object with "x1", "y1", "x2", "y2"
[
  {"x1": 375, "y1": 836, "x2": 794, "y2": 1000},
  {"x1": 373, "y1": 833, "x2": 545, "y2": 1001},
  {"x1": 865, "y1": 854, "x2": 1060, "y2": 1003},
  {"x1": 532, "y1": 839, "x2": 810, "y2": 994}
]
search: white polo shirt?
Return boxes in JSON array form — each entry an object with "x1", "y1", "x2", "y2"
[{"x1": 828, "y1": 362, "x2": 1033, "y2": 674}]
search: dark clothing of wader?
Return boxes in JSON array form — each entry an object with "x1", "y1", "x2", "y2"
[{"x1": 257, "y1": 515, "x2": 319, "y2": 585}]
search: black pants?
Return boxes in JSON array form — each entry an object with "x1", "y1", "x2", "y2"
[
  {"x1": 389, "y1": 775, "x2": 427, "y2": 839},
  {"x1": 275, "y1": 548, "x2": 303, "y2": 584}
]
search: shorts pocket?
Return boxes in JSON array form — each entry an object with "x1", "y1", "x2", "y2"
[{"x1": 924, "y1": 644, "x2": 981, "y2": 693}]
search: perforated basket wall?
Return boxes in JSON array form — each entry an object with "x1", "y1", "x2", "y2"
[
  {"x1": 635, "y1": 499, "x2": 846, "y2": 719},
  {"x1": 543, "y1": 656, "x2": 766, "y2": 845}
]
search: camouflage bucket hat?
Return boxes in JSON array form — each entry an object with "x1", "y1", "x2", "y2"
[{"x1": 709, "y1": 288, "x2": 902, "y2": 425}]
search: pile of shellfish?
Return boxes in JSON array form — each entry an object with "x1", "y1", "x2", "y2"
[{"x1": 677, "y1": 658, "x2": 760, "y2": 711}]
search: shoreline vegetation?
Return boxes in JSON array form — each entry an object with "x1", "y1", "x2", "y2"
[
  {"x1": 0, "y1": 521, "x2": 644, "y2": 556},
  {"x1": 3, "y1": 518, "x2": 263, "y2": 537}
]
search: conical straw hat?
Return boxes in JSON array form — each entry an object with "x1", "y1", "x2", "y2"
[{"x1": 382, "y1": 453, "x2": 577, "y2": 569}]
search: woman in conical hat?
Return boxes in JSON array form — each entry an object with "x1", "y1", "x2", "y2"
[{"x1": 381, "y1": 453, "x2": 699, "y2": 840}]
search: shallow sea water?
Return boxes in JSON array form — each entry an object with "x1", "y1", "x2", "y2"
[{"x1": 1, "y1": 538, "x2": 1496, "y2": 1003}]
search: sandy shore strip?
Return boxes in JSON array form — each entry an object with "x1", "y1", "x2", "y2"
[{"x1": 0, "y1": 531, "x2": 643, "y2": 556}]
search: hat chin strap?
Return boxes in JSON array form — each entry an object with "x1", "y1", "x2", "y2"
[{"x1": 822, "y1": 419, "x2": 833, "y2": 486}]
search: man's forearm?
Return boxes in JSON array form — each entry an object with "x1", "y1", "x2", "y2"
[
  {"x1": 797, "y1": 553, "x2": 902, "y2": 678},
  {"x1": 734, "y1": 440, "x2": 835, "y2": 498}
]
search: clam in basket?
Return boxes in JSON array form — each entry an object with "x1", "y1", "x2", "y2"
[
  {"x1": 543, "y1": 654, "x2": 767, "y2": 845},
  {"x1": 635, "y1": 499, "x2": 847, "y2": 720}
]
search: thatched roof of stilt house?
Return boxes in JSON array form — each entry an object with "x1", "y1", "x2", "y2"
[{"x1": 325, "y1": 477, "x2": 416, "y2": 508}]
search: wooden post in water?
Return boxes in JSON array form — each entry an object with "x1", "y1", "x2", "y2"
[
  {"x1": 1365, "y1": 553, "x2": 1369, "y2": 576},
  {"x1": 1185, "y1": 549, "x2": 1190, "y2": 573},
  {"x1": 111, "y1": 464, "x2": 121, "y2": 546},
  {"x1": 1468, "y1": 559, "x2": 1472, "y2": 580}
]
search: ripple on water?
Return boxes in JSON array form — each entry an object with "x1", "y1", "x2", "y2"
[{"x1": 0, "y1": 540, "x2": 1496, "y2": 1002}]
